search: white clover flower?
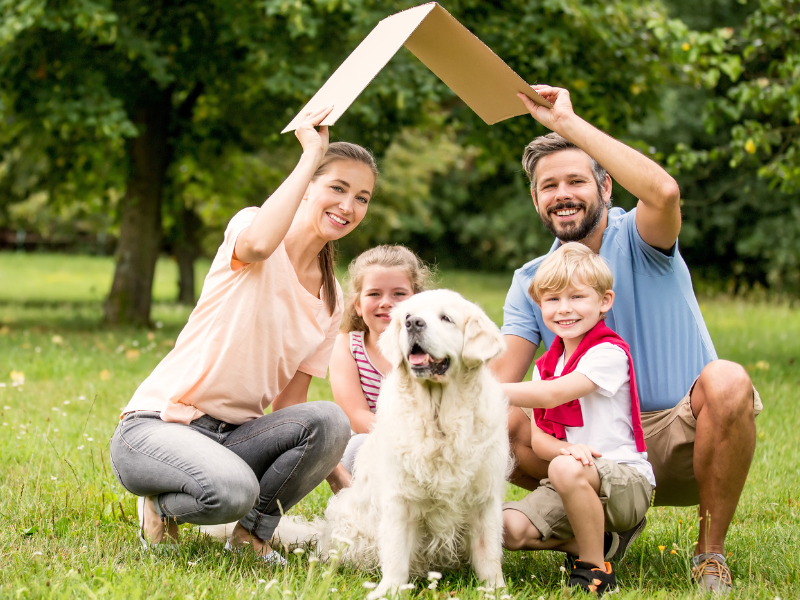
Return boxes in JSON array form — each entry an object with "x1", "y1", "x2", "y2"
[
  {"x1": 32, "y1": 551, "x2": 43, "y2": 556},
  {"x1": 78, "y1": 395, "x2": 86, "y2": 400},
  {"x1": 77, "y1": 445, "x2": 84, "y2": 450},
  {"x1": 63, "y1": 401, "x2": 70, "y2": 405},
  {"x1": 559, "y1": 565, "x2": 567, "y2": 572},
  {"x1": 257, "y1": 579, "x2": 265, "y2": 584},
  {"x1": 362, "y1": 582, "x2": 378, "y2": 589},
  {"x1": 427, "y1": 582, "x2": 438, "y2": 590},
  {"x1": 331, "y1": 534, "x2": 355, "y2": 545},
  {"x1": 399, "y1": 584, "x2": 414, "y2": 590},
  {"x1": 501, "y1": 595, "x2": 512, "y2": 599},
  {"x1": 308, "y1": 556, "x2": 319, "y2": 564},
  {"x1": 292, "y1": 547, "x2": 304, "y2": 555},
  {"x1": 426, "y1": 571, "x2": 442, "y2": 580},
  {"x1": 329, "y1": 588, "x2": 338, "y2": 593},
  {"x1": 264, "y1": 579, "x2": 278, "y2": 591}
]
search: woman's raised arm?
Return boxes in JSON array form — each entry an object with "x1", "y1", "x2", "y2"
[{"x1": 234, "y1": 106, "x2": 333, "y2": 264}]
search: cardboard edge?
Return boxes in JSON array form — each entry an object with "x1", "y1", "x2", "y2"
[{"x1": 281, "y1": 3, "x2": 439, "y2": 134}]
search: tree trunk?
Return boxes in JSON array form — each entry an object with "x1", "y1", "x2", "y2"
[
  {"x1": 174, "y1": 206, "x2": 202, "y2": 306},
  {"x1": 104, "y1": 91, "x2": 171, "y2": 326}
]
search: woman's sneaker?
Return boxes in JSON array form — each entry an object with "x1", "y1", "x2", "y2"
[
  {"x1": 569, "y1": 560, "x2": 618, "y2": 596},
  {"x1": 137, "y1": 496, "x2": 179, "y2": 550}
]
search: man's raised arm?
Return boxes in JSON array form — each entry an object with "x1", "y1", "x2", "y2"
[{"x1": 518, "y1": 86, "x2": 681, "y2": 251}]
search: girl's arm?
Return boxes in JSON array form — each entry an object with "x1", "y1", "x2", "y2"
[
  {"x1": 271, "y1": 371, "x2": 312, "y2": 411},
  {"x1": 234, "y1": 106, "x2": 333, "y2": 264},
  {"x1": 502, "y1": 371, "x2": 598, "y2": 409},
  {"x1": 329, "y1": 333, "x2": 377, "y2": 434}
]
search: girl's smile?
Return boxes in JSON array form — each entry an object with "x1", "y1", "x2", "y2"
[{"x1": 356, "y1": 267, "x2": 415, "y2": 337}]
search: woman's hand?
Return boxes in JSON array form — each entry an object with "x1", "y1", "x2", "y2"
[
  {"x1": 517, "y1": 85, "x2": 575, "y2": 134},
  {"x1": 294, "y1": 105, "x2": 333, "y2": 158}
]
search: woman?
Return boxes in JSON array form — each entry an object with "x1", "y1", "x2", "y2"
[{"x1": 110, "y1": 107, "x2": 375, "y2": 564}]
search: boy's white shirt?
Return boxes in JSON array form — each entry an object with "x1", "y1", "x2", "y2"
[{"x1": 532, "y1": 342, "x2": 656, "y2": 487}]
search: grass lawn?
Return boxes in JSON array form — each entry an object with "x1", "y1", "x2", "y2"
[{"x1": 0, "y1": 252, "x2": 797, "y2": 599}]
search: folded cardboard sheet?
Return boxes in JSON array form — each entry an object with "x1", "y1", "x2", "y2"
[{"x1": 282, "y1": 2, "x2": 550, "y2": 133}]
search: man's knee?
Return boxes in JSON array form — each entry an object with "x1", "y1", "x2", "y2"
[
  {"x1": 695, "y1": 360, "x2": 754, "y2": 421},
  {"x1": 508, "y1": 406, "x2": 531, "y2": 446},
  {"x1": 503, "y1": 509, "x2": 538, "y2": 550}
]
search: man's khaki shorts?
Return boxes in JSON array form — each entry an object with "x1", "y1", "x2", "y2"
[
  {"x1": 503, "y1": 458, "x2": 652, "y2": 541},
  {"x1": 519, "y1": 381, "x2": 762, "y2": 507}
]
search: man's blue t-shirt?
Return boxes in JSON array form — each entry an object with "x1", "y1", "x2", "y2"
[{"x1": 501, "y1": 207, "x2": 717, "y2": 413}]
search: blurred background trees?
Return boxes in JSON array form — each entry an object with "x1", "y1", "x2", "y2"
[{"x1": 1, "y1": 0, "x2": 798, "y2": 324}]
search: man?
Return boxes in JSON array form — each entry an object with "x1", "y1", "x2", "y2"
[{"x1": 494, "y1": 85, "x2": 760, "y2": 594}]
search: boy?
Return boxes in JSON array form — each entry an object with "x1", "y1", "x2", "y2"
[{"x1": 501, "y1": 242, "x2": 654, "y2": 595}]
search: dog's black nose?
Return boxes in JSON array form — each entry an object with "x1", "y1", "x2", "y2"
[{"x1": 405, "y1": 315, "x2": 426, "y2": 332}]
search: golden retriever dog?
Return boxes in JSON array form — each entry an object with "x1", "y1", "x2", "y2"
[{"x1": 275, "y1": 289, "x2": 510, "y2": 598}]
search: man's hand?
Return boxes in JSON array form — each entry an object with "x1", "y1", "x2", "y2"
[
  {"x1": 518, "y1": 85, "x2": 575, "y2": 133},
  {"x1": 559, "y1": 444, "x2": 602, "y2": 466}
]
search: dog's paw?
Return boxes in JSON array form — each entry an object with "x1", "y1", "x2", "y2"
[{"x1": 366, "y1": 580, "x2": 401, "y2": 599}]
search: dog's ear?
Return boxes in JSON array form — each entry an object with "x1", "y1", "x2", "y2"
[
  {"x1": 378, "y1": 312, "x2": 406, "y2": 368},
  {"x1": 462, "y1": 312, "x2": 506, "y2": 369}
]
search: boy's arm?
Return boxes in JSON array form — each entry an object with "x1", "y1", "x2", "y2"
[
  {"x1": 531, "y1": 425, "x2": 570, "y2": 462},
  {"x1": 502, "y1": 371, "x2": 599, "y2": 409}
]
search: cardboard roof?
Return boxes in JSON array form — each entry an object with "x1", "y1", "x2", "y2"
[{"x1": 282, "y1": 2, "x2": 550, "y2": 133}]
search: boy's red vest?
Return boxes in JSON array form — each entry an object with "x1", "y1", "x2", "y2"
[{"x1": 533, "y1": 320, "x2": 646, "y2": 452}]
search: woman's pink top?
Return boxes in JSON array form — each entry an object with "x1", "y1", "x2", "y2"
[{"x1": 121, "y1": 207, "x2": 343, "y2": 425}]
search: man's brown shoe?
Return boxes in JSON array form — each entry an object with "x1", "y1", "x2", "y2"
[{"x1": 692, "y1": 553, "x2": 732, "y2": 595}]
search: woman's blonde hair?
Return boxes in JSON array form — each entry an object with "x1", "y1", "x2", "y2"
[
  {"x1": 341, "y1": 245, "x2": 433, "y2": 333},
  {"x1": 529, "y1": 242, "x2": 613, "y2": 304}
]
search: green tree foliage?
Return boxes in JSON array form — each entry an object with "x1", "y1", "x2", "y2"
[
  {"x1": 0, "y1": 0, "x2": 443, "y2": 324},
  {"x1": 1, "y1": 0, "x2": 688, "y2": 324},
  {"x1": 650, "y1": 0, "x2": 800, "y2": 293}
]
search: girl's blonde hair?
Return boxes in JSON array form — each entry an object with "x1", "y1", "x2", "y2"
[
  {"x1": 341, "y1": 245, "x2": 433, "y2": 333},
  {"x1": 529, "y1": 242, "x2": 613, "y2": 304}
]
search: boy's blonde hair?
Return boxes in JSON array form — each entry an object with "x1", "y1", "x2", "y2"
[
  {"x1": 341, "y1": 245, "x2": 433, "y2": 333},
  {"x1": 529, "y1": 242, "x2": 613, "y2": 304}
]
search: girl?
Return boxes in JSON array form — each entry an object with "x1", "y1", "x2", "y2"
[
  {"x1": 329, "y1": 245, "x2": 432, "y2": 475},
  {"x1": 110, "y1": 107, "x2": 376, "y2": 565}
]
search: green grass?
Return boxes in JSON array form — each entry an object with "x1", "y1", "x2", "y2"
[{"x1": 0, "y1": 252, "x2": 797, "y2": 599}]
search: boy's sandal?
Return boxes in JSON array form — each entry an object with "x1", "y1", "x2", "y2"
[
  {"x1": 569, "y1": 560, "x2": 618, "y2": 596},
  {"x1": 563, "y1": 525, "x2": 629, "y2": 570},
  {"x1": 224, "y1": 538, "x2": 287, "y2": 567}
]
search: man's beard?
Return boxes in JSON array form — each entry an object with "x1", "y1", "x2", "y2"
[{"x1": 538, "y1": 194, "x2": 605, "y2": 243}]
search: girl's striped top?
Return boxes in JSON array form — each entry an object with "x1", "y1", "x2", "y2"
[{"x1": 349, "y1": 330, "x2": 384, "y2": 412}]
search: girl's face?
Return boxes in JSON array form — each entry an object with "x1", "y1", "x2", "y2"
[
  {"x1": 356, "y1": 267, "x2": 415, "y2": 337},
  {"x1": 305, "y1": 160, "x2": 375, "y2": 242}
]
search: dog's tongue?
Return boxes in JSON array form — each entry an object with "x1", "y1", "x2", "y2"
[{"x1": 408, "y1": 353, "x2": 431, "y2": 366}]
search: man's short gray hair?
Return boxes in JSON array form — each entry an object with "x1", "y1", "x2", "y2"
[{"x1": 522, "y1": 133, "x2": 609, "y2": 201}]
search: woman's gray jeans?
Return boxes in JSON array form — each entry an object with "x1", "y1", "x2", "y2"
[{"x1": 109, "y1": 402, "x2": 350, "y2": 541}]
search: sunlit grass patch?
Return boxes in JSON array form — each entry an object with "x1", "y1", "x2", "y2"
[{"x1": 0, "y1": 253, "x2": 798, "y2": 598}]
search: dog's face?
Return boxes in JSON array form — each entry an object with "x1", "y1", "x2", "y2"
[{"x1": 378, "y1": 290, "x2": 506, "y2": 381}]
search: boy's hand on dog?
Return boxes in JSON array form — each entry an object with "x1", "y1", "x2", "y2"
[{"x1": 560, "y1": 444, "x2": 602, "y2": 466}]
